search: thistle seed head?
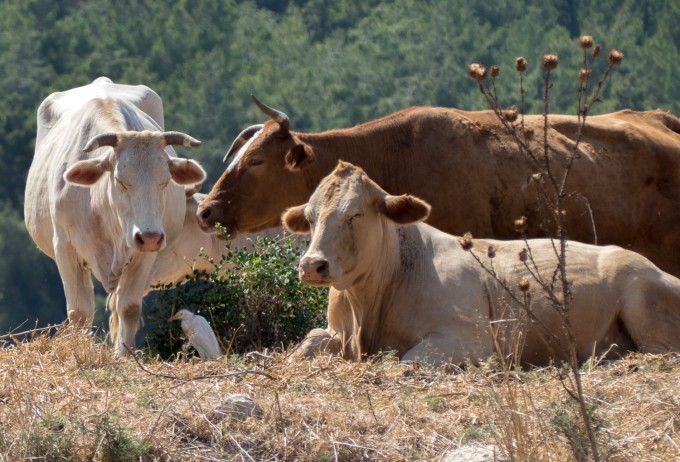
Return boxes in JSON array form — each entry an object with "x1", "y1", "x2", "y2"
[
  {"x1": 468, "y1": 63, "x2": 487, "y2": 81},
  {"x1": 515, "y1": 57, "x2": 527, "y2": 73},
  {"x1": 591, "y1": 44, "x2": 601, "y2": 59},
  {"x1": 459, "y1": 232, "x2": 474, "y2": 251},
  {"x1": 518, "y1": 278, "x2": 530, "y2": 292},
  {"x1": 502, "y1": 106, "x2": 518, "y2": 123},
  {"x1": 579, "y1": 35, "x2": 593, "y2": 49},
  {"x1": 518, "y1": 248, "x2": 528, "y2": 263},
  {"x1": 514, "y1": 216, "x2": 528, "y2": 234},
  {"x1": 608, "y1": 49, "x2": 623, "y2": 66},
  {"x1": 542, "y1": 53, "x2": 559, "y2": 70}
]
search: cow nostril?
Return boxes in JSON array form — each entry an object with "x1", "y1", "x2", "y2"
[
  {"x1": 200, "y1": 207, "x2": 211, "y2": 221},
  {"x1": 300, "y1": 257, "x2": 329, "y2": 278},
  {"x1": 134, "y1": 232, "x2": 145, "y2": 247},
  {"x1": 134, "y1": 231, "x2": 164, "y2": 250}
]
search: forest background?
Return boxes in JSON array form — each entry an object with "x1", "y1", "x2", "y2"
[{"x1": 0, "y1": 0, "x2": 678, "y2": 335}]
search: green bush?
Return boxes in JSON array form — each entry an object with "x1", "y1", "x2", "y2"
[
  {"x1": 145, "y1": 234, "x2": 328, "y2": 358},
  {"x1": 80, "y1": 412, "x2": 149, "y2": 461},
  {"x1": 24, "y1": 415, "x2": 72, "y2": 462}
]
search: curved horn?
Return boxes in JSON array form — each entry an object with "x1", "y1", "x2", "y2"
[
  {"x1": 223, "y1": 124, "x2": 264, "y2": 163},
  {"x1": 163, "y1": 131, "x2": 202, "y2": 148},
  {"x1": 83, "y1": 133, "x2": 119, "y2": 152},
  {"x1": 251, "y1": 95, "x2": 290, "y2": 134},
  {"x1": 184, "y1": 182, "x2": 202, "y2": 198}
]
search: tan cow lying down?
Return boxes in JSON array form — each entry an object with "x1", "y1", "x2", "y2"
[{"x1": 282, "y1": 162, "x2": 680, "y2": 367}]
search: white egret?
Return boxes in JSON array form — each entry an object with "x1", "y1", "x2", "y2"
[{"x1": 168, "y1": 309, "x2": 222, "y2": 359}]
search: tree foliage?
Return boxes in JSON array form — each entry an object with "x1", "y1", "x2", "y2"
[{"x1": 1, "y1": 0, "x2": 679, "y2": 333}]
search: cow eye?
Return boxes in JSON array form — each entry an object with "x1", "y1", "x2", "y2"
[
  {"x1": 348, "y1": 213, "x2": 364, "y2": 222},
  {"x1": 247, "y1": 158, "x2": 263, "y2": 167},
  {"x1": 115, "y1": 177, "x2": 129, "y2": 190}
]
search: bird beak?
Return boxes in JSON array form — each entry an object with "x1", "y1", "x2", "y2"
[{"x1": 168, "y1": 313, "x2": 181, "y2": 322}]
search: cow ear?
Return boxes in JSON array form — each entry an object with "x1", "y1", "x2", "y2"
[
  {"x1": 282, "y1": 204, "x2": 311, "y2": 234},
  {"x1": 64, "y1": 155, "x2": 110, "y2": 186},
  {"x1": 168, "y1": 158, "x2": 207, "y2": 186},
  {"x1": 284, "y1": 144, "x2": 314, "y2": 171},
  {"x1": 381, "y1": 194, "x2": 431, "y2": 225}
]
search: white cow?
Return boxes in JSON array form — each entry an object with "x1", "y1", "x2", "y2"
[
  {"x1": 24, "y1": 77, "x2": 206, "y2": 355},
  {"x1": 283, "y1": 161, "x2": 680, "y2": 367}
]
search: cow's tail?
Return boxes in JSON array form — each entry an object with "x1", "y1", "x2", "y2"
[{"x1": 107, "y1": 292, "x2": 119, "y2": 347}]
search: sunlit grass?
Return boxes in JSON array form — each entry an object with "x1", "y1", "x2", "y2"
[{"x1": 0, "y1": 326, "x2": 677, "y2": 461}]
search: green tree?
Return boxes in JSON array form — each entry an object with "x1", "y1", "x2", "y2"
[
  {"x1": 0, "y1": 202, "x2": 64, "y2": 332},
  {"x1": 1, "y1": 0, "x2": 679, "y2": 335}
]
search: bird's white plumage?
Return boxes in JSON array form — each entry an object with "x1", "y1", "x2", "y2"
[{"x1": 169, "y1": 309, "x2": 222, "y2": 359}]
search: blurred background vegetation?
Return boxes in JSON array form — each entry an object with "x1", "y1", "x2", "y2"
[{"x1": 1, "y1": 0, "x2": 678, "y2": 337}]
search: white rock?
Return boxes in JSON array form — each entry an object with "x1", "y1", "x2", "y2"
[{"x1": 211, "y1": 394, "x2": 263, "y2": 422}]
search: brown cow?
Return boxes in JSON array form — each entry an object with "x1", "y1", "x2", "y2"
[
  {"x1": 282, "y1": 161, "x2": 680, "y2": 366},
  {"x1": 196, "y1": 98, "x2": 680, "y2": 277}
]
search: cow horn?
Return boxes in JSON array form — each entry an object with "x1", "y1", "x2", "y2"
[
  {"x1": 163, "y1": 131, "x2": 202, "y2": 148},
  {"x1": 184, "y1": 182, "x2": 202, "y2": 197},
  {"x1": 223, "y1": 124, "x2": 264, "y2": 163},
  {"x1": 83, "y1": 133, "x2": 119, "y2": 152},
  {"x1": 251, "y1": 95, "x2": 290, "y2": 134}
]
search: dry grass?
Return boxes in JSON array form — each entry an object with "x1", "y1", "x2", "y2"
[{"x1": 0, "y1": 326, "x2": 678, "y2": 461}]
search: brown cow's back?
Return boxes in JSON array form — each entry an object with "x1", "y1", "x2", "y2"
[{"x1": 199, "y1": 105, "x2": 680, "y2": 277}]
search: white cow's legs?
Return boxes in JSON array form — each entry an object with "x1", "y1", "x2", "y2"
[
  {"x1": 54, "y1": 238, "x2": 95, "y2": 326},
  {"x1": 112, "y1": 254, "x2": 156, "y2": 355}
]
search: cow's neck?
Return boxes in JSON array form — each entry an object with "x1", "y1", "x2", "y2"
[{"x1": 339, "y1": 222, "x2": 405, "y2": 358}]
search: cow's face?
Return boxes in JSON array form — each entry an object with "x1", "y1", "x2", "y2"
[
  {"x1": 196, "y1": 99, "x2": 315, "y2": 238},
  {"x1": 283, "y1": 161, "x2": 430, "y2": 290},
  {"x1": 64, "y1": 131, "x2": 205, "y2": 252}
]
